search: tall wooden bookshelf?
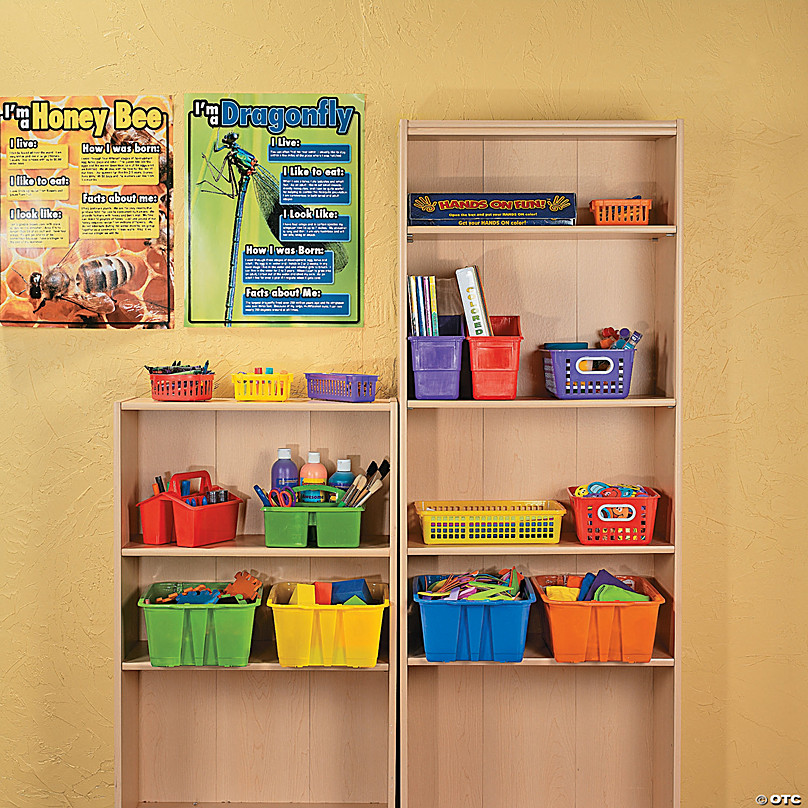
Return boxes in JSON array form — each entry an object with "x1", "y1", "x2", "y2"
[
  {"x1": 114, "y1": 397, "x2": 398, "y2": 808},
  {"x1": 398, "y1": 120, "x2": 683, "y2": 808}
]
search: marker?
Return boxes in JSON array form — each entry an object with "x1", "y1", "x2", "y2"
[
  {"x1": 152, "y1": 483, "x2": 160, "y2": 496},
  {"x1": 253, "y1": 485, "x2": 272, "y2": 507},
  {"x1": 155, "y1": 475, "x2": 165, "y2": 493},
  {"x1": 265, "y1": 367, "x2": 273, "y2": 374},
  {"x1": 628, "y1": 330, "x2": 643, "y2": 349},
  {"x1": 201, "y1": 496, "x2": 208, "y2": 506},
  {"x1": 181, "y1": 480, "x2": 191, "y2": 496},
  {"x1": 254, "y1": 367, "x2": 262, "y2": 374}
]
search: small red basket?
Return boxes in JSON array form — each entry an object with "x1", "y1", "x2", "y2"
[
  {"x1": 167, "y1": 471, "x2": 242, "y2": 547},
  {"x1": 466, "y1": 316, "x2": 523, "y2": 400},
  {"x1": 568, "y1": 486, "x2": 659, "y2": 545},
  {"x1": 590, "y1": 198, "x2": 652, "y2": 226},
  {"x1": 136, "y1": 493, "x2": 175, "y2": 545},
  {"x1": 150, "y1": 373, "x2": 214, "y2": 401}
]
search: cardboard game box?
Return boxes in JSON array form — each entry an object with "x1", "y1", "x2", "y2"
[{"x1": 408, "y1": 193, "x2": 577, "y2": 226}]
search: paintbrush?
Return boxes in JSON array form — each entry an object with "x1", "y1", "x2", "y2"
[
  {"x1": 348, "y1": 459, "x2": 389, "y2": 506},
  {"x1": 354, "y1": 478, "x2": 383, "y2": 507},
  {"x1": 343, "y1": 460, "x2": 377, "y2": 506}
]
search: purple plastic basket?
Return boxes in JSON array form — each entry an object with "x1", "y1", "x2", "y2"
[
  {"x1": 305, "y1": 373, "x2": 378, "y2": 403},
  {"x1": 540, "y1": 348, "x2": 635, "y2": 399},
  {"x1": 409, "y1": 315, "x2": 465, "y2": 400}
]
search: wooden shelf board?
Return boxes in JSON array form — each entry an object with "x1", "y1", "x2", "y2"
[
  {"x1": 406, "y1": 395, "x2": 676, "y2": 410},
  {"x1": 407, "y1": 532, "x2": 674, "y2": 555},
  {"x1": 123, "y1": 642, "x2": 389, "y2": 672},
  {"x1": 123, "y1": 534, "x2": 391, "y2": 557},
  {"x1": 120, "y1": 396, "x2": 395, "y2": 412},
  {"x1": 135, "y1": 803, "x2": 386, "y2": 808},
  {"x1": 408, "y1": 640, "x2": 673, "y2": 667},
  {"x1": 404, "y1": 119, "x2": 679, "y2": 138},
  {"x1": 407, "y1": 225, "x2": 675, "y2": 241}
]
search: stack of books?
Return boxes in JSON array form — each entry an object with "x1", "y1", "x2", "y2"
[
  {"x1": 407, "y1": 267, "x2": 492, "y2": 337},
  {"x1": 407, "y1": 275, "x2": 439, "y2": 336}
]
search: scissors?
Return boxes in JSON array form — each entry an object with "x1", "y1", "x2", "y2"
[{"x1": 268, "y1": 488, "x2": 295, "y2": 507}]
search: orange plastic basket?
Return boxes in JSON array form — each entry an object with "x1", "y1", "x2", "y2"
[
  {"x1": 590, "y1": 198, "x2": 652, "y2": 226},
  {"x1": 532, "y1": 574, "x2": 664, "y2": 663}
]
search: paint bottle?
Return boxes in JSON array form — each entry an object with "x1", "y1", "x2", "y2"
[
  {"x1": 328, "y1": 459, "x2": 355, "y2": 498},
  {"x1": 271, "y1": 448, "x2": 298, "y2": 492},
  {"x1": 299, "y1": 451, "x2": 327, "y2": 503}
]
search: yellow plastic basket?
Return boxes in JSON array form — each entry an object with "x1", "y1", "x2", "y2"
[
  {"x1": 268, "y1": 582, "x2": 389, "y2": 667},
  {"x1": 415, "y1": 500, "x2": 566, "y2": 545},
  {"x1": 232, "y1": 372, "x2": 293, "y2": 402}
]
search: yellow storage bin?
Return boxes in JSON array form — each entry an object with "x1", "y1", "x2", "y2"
[
  {"x1": 268, "y1": 582, "x2": 389, "y2": 667},
  {"x1": 415, "y1": 500, "x2": 566, "y2": 545},
  {"x1": 232, "y1": 372, "x2": 293, "y2": 401}
]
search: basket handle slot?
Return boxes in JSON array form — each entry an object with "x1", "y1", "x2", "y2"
[
  {"x1": 575, "y1": 356, "x2": 614, "y2": 375},
  {"x1": 597, "y1": 504, "x2": 636, "y2": 522}
]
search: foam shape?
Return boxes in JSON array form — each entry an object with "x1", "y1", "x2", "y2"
[
  {"x1": 343, "y1": 595, "x2": 366, "y2": 605},
  {"x1": 331, "y1": 578, "x2": 371, "y2": 604},
  {"x1": 314, "y1": 582, "x2": 332, "y2": 605},
  {"x1": 290, "y1": 583, "x2": 316, "y2": 605}
]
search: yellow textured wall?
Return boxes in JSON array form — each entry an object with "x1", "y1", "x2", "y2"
[{"x1": 1, "y1": 0, "x2": 806, "y2": 805}]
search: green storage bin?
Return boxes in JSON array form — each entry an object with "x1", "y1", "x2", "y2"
[
  {"x1": 263, "y1": 484, "x2": 363, "y2": 548},
  {"x1": 138, "y1": 582, "x2": 262, "y2": 667}
]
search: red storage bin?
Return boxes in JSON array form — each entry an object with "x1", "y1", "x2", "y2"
[
  {"x1": 136, "y1": 493, "x2": 175, "y2": 545},
  {"x1": 466, "y1": 316, "x2": 523, "y2": 400},
  {"x1": 568, "y1": 486, "x2": 659, "y2": 545},
  {"x1": 167, "y1": 471, "x2": 242, "y2": 548}
]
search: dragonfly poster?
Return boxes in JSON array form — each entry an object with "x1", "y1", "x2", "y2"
[{"x1": 185, "y1": 93, "x2": 364, "y2": 327}]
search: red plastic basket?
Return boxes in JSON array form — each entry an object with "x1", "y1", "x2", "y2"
[
  {"x1": 150, "y1": 373, "x2": 214, "y2": 401},
  {"x1": 466, "y1": 316, "x2": 523, "y2": 400},
  {"x1": 167, "y1": 471, "x2": 242, "y2": 547},
  {"x1": 568, "y1": 486, "x2": 659, "y2": 545},
  {"x1": 136, "y1": 493, "x2": 175, "y2": 545},
  {"x1": 590, "y1": 198, "x2": 652, "y2": 226}
]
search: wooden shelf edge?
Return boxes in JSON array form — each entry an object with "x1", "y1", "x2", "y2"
[
  {"x1": 406, "y1": 396, "x2": 676, "y2": 410},
  {"x1": 120, "y1": 397, "x2": 397, "y2": 412},
  {"x1": 408, "y1": 225, "x2": 676, "y2": 240},
  {"x1": 407, "y1": 534, "x2": 675, "y2": 555},
  {"x1": 404, "y1": 119, "x2": 679, "y2": 138},
  {"x1": 123, "y1": 534, "x2": 392, "y2": 557},
  {"x1": 408, "y1": 642, "x2": 673, "y2": 667},
  {"x1": 135, "y1": 802, "x2": 388, "y2": 808},
  {"x1": 123, "y1": 642, "x2": 389, "y2": 672}
]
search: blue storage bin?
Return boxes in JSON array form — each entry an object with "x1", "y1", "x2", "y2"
[{"x1": 413, "y1": 575, "x2": 536, "y2": 662}]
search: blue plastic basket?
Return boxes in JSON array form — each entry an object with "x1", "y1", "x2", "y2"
[
  {"x1": 413, "y1": 575, "x2": 536, "y2": 662},
  {"x1": 541, "y1": 348, "x2": 635, "y2": 399}
]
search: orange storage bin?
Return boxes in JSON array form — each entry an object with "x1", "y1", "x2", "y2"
[
  {"x1": 590, "y1": 198, "x2": 652, "y2": 225},
  {"x1": 532, "y1": 574, "x2": 664, "y2": 663}
]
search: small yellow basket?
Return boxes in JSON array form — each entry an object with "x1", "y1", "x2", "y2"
[
  {"x1": 415, "y1": 500, "x2": 566, "y2": 545},
  {"x1": 232, "y1": 372, "x2": 293, "y2": 402}
]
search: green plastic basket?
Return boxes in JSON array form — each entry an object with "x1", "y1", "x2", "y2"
[
  {"x1": 138, "y1": 582, "x2": 262, "y2": 667},
  {"x1": 263, "y1": 484, "x2": 363, "y2": 548}
]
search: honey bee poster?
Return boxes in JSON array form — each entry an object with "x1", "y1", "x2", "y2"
[
  {"x1": 0, "y1": 95, "x2": 173, "y2": 327},
  {"x1": 185, "y1": 93, "x2": 363, "y2": 327}
]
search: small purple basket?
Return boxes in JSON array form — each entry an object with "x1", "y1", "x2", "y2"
[
  {"x1": 540, "y1": 348, "x2": 635, "y2": 399},
  {"x1": 305, "y1": 373, "x2": 378, "y2": 403},
  {"x1": 409, "y1": 315, "x2": 465, "y2": 400}
]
